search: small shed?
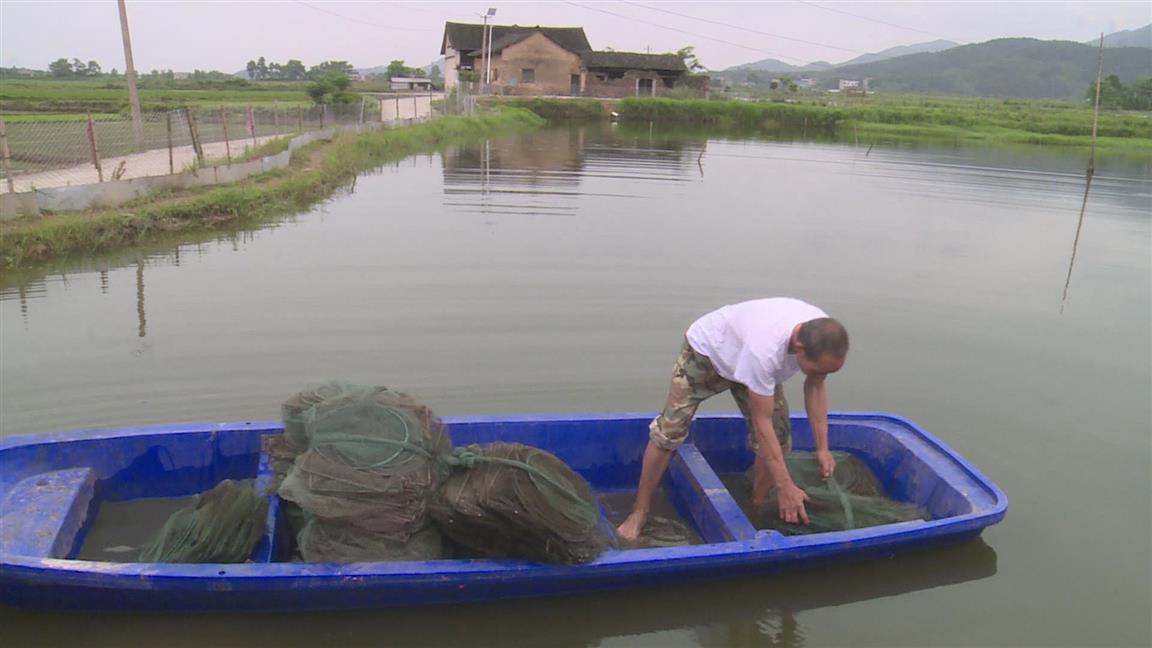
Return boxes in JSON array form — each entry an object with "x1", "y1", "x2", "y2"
[{"x1": 392, "y1": 77, "x2": 434, "y2": 91}]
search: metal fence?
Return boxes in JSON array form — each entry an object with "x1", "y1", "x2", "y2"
[{"x1": 0, "y1": 96, "x2": 446, "y2": 195}]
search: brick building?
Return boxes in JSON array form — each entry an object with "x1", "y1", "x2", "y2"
[{"x1": 440, "y1": 22, "x2": 708, "y2": 98}]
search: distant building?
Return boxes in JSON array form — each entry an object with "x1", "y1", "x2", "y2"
[
  {"x1": 439, "y1": 21, "x2": 707, "y2": 98},
  {"x1": 391, "y1": 77, "x2": 434, "y2": 91},
  {"x1": 838, "y1": 78, "x2": 870, "y2": 94}
]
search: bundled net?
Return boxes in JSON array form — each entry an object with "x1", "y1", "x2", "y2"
[
  {"x1": 276, "y1": 383, "x2": 452, "y2": 562},
  {"x1": 747, "y1": 451, "x2": 928, "y2": 534},
  {"x1": 139, "y1": 479, "x2": 267, "y2": 563},
  {"x1": 431, "y1": 442, "x2": 612, "y2": 564}
]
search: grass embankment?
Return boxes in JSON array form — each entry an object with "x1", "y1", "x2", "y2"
[
  {"x1": 478, "y1": 96, "x2": 608, "y2": 121},
  {"x1": 616, "y1": 96, "x2": 1152, "y2": 152},
  {"x1": 0, "y1": 109, "x2": 544, "y2": 269}
]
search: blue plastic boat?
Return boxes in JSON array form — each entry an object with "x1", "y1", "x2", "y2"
[{"x1": 0, "y1": 412, "x2": 1006, "y2": 612}]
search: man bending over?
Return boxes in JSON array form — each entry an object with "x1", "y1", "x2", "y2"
[{"x1": 617, "y1": 297, "x2": 849, "y2": 541}]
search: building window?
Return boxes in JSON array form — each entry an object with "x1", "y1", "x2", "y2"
[{"x1": 521, "y1": 68, "x2": 535, "y2": 84}]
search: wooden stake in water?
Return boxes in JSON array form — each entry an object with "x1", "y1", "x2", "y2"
[
  {"x1": 1060, "y1": 33, "x2": 1105, "y2": 313},
  {"x1": 0, "y1": 118, "x2": 15, "y2": 193},
  {"x1": 86, "y1": 114, "x2": 104, "y2": 182}
]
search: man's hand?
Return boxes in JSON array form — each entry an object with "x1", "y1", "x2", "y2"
[
  {"x1": 817, "y1": 449, "x2": 836, "y2": 480},
  {"x1": 776, "y1": 482, "x2": 810, "y2": 525},
  {"x1": 617, "y1": 511, "x2": 647, "y2": 542}
]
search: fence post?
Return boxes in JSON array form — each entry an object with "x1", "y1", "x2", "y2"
[
  {"x1": 413, "y1": 94, "x2": 418, "y2": 122},
  {"x1": 0, "y1": 119, "x2": 14, "y2": 193},
  {"x1": 221, "y1": 107, "x2": 232, "y2": 162},
  {"x1": 186, "y1": 108, "x2": 205, "y2": 165},
  {"x1": 246, "y1": 105, "x2": 257, "y2": 147},
  {"x1": 298, "y1": 105, "x2": 304, "y2": 132},
  {"x1": 273, "y1": 100, "x2": 280, "y2": 129},
  {"x1": 166, "y1": 111, "x2": 174, "y2": 173},
  {"x1": 319, "y1": 105, "x2": 325, "y2": 130},
  {"x1": 359, "y1": 96, "x2": 366, "y2": 125},
  {"x1": 86, "y1": 114, "x2": 104, "y2": 182}
]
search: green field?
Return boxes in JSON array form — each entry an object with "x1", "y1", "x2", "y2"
[
  {"x1": 615, "y1": 95, "x2": 1152, "y2": 152},
  {"x1": 0, "y1": 78, "x2": 397, "y2": 114}
]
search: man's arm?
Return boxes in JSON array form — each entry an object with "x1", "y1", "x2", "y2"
[
  {"x1": 617, "y1": 440, "x2": 673, "y2": 541},
  {"x1": 803, "y1": 374, "x2": 836, "y2": 479},
  {"x1": 748, "y1": 390, "x2": 809, "y2": 525}
]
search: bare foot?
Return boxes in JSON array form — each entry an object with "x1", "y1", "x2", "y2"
[{"x1": 616, "y1": 512, "x2": 648, "y2": 542}]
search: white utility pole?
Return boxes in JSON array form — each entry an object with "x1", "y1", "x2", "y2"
[
  {"x1": 485, "y1": 7, "x2": 497, "y2": 93},
  {"x1": 117, "y1": 0, "x2": 145, "y2": 150}
]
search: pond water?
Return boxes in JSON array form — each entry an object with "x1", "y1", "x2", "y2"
[{"x1": 2, "y1": 124, "x2": 1149, "y2": 647}]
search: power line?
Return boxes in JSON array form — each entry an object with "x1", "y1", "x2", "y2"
[
  {"x1": 621, "y1": 1, "x2": 867, "y2": 55},
  {"x1": 292, "y1": 1, "x2": 434, "y2": 33},
  {"x1": 796, "y1": 1, "x2": 953, "y2": 41},
  {"x1": 564, "y1": 0, "x2": 806, "y2": 62}
]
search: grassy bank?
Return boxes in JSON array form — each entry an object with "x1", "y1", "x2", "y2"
[
  {"x1": 616, "y1": 96, "x2": 1152, "y2": 152},
  {"x1": 1, "y1": 109, "x2": 543, "y2": 269},
  {"x1": 478, "y1": 96, "x2": 608, "y2": 121}
]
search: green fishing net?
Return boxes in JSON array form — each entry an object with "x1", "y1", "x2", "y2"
[
  {"x1": 430, "y1": 442, "x2": 613, "y2": 564},
  {"x1": 145, "y1": 384, "x2": 614, "y2": 565},
  {"x1": 275, "y1": 383, "x2": 452, "y2": 562},
  {"x1": 138, "y1": 479, "x2": 267, "y2": 563},
  {"x1": 745, "y1": 451, "x2": 928, "y2": 534}
]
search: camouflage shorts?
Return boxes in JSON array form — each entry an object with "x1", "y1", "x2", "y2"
[{"x1": 649, "y1": 338, "x2": 791, "y2": 452}]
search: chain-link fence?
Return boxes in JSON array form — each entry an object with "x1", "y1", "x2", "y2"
[{"x1": 1, "y1": 95, "x2": 444, "y2": 194}]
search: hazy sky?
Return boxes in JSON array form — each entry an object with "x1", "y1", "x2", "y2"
[{"x1": 2, "y1": 1, "x2": 1149, "y2": 73}]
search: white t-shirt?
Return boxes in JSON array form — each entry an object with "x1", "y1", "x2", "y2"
[{"x1": 685, "y1": 298, "x2": 828, "y2": 397}]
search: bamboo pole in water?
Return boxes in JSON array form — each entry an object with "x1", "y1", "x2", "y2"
[{"x1": 1060, "y1": 33, "x2": 1105, "y2": 312}]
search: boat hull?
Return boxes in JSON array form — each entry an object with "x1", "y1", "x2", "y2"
[{"x1": 0, "y1": 412, "x2": 1007, "y2": 612}]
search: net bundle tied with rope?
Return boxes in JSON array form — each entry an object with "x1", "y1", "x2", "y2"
[
  {"x1": 273, "y1": 383, "x2": 452, "y2": 562},
  {"x1": 272, "y1": 382, "x2": 611, "y2": 565},
  {"x1": 430, "y1": 442, "x2": 614, "y2": 564}
]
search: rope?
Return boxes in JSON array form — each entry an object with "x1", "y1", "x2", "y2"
[
  {"x1": 302, "y1": 429, "x2": 595, "y2": 514},
  {"x1": 827, "y1": 472, "x2": 856, "y2": 530}
]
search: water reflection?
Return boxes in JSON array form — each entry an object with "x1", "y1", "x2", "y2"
[
  {"x1": 3, "y1": 538, "x2": 996, "y2": 647},
  {"x1": 441, "y1": 126, "x2": 708, "y2": 217}
]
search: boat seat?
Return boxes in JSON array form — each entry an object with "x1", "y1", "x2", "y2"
[{"x1": 0, "y1": 468, "x2": 97, "y2": 558}]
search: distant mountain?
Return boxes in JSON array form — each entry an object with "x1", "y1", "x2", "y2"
[
  {"x1": 1089, "y1": 24, "x2": 1151, "y2": 49},
  {"x1": 836, "y1": 39, "x2": 958, "y2": 66},
  {"x1": 724, "y1": 40, "x2": 958, "y2": 75},
  {"x1": 818, "y1": 38, "x2": 1151, "y2": 99},
  {"x1": 726, "y1": 58, "x2": 802, "y2": 74}
]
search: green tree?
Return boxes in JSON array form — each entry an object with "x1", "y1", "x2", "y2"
[
  {"x1": 246, "y1": 59, "x2": 257, "y2": 80},
  {"x1": 282, "y1": 59, "x2": 306, "y2": 80},
  {"x1": 71, "y1": 58, "x2": 87, "y2": 77},
  {"x1": 308, "y1": 60, "x2": 355, "y2": 79},
  {"x1": 256, "y1": 56, "x2": 268, "y2": 80},
  {"x1": 306, "y1": 72, "x2": 354, "y2": 104},
  {"x1": 676, "y1": 46, "x2": 705, "y2": 72},
  {"x1": 48, "y1": 58, "x2": 73, "y2": 77},
  {"x1": 86, "y1": 60, "x2": 102, "y2": 76},
  {"x1": 386, "y1": 59, "x2": 412, "y2": 78}
]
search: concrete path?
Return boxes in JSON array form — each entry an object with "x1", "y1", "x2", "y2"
[{"x1": 4, "y1": 136, "x2": 280, "y2": 194}]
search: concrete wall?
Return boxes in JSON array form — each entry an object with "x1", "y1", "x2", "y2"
[
  {"x1": 484, "y1": 33, "x2": 584, "y2": 97},
  {"x1": 0, "y1": 121, "x2": 390, "y2": 220},
  {"x1": 583, "y1": 70, "x2": 708, "y2": 99}
]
